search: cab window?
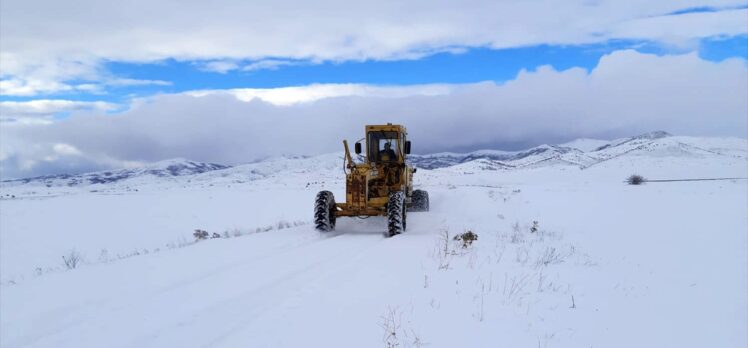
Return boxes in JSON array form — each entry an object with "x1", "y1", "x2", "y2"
[{"x1": 368, "y1": 131, "x2": 399, "y2": 162}]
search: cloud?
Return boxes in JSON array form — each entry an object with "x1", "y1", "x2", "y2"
[
  {"x1": 241, "y1": 59, "x2": 298, "y2": 72},
  {"x1": 609, "y1": 7, "x2": 748, "y2": 47},
  {"x1": 0, "y1": 100, "x2": 117, "y2": 123},
  {"x1": 198, "y1": 60, "x2": 241, "y2": 74},
  {"x1": 0, "y1": 52, "x2": 103, "y2": 96},
  {"x1": 197, "y1": 59, "x2": 298, "y2": 74},
  {"x1": 186, "y1": 83, "x2": 457, "y2": 105},
  {"x1": 0, "y1": 79, "x2": 170, "y2": 97},
  {"x1": 1, "y1": 50, "x2": 746, "y2": 178},
  {"x1": 51, "y1": 143, "x2": 82, "y2": 156},
  {"x1": 1, "y1": 0, "x2": 746, "y2": 95},
  {"x1": 0, "y1": 78, "x2": 95, "y2": 97}
]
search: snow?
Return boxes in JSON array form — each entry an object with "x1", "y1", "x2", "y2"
[
  {"x1": 558, "y1": 138, "x2": 610, "y2": 152},
  {"x1": 1, "y1": 135, "x2": 746, "y2": 347}
]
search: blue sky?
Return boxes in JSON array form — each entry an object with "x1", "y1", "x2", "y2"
[{"x1": 2, "y1": 36, "x2": 746, "y2": 105}]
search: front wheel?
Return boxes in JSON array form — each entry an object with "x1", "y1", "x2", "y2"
[
  {"x1": 410, "y1": 189, "x2": 429, "y2": 212},
  {"x1": 314, "y1": 191, "x2": 336, "y2": 232},
  {"x1": 387, "y1": 191, "x2": 406, "y2": 237}
]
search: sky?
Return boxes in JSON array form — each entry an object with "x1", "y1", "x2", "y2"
[{"x1": 1, "y1": 0, "x2": 747, "y2": 178}]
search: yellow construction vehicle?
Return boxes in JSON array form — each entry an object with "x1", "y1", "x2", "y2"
[{"x1": 314, "y1": 123, "x2": 429, "y2": 237}]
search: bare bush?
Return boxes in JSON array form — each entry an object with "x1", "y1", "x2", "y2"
[
  {"x1": 627, "y1": 174, "x2": 646, "y2": 185},
  {"x1": 474, "y1": 282, "x2": 486, "y2": 322},
  {"x1": 434, "y1": 230, "x2": 454, "y2": 270},
  {"x1": 167, "y1": 235, "x2": 191, "y2": 249},
  {"x1": 536, "y1": 271, "x2": 563, "y2": 293},
  {"x1": 515, "y1": 245, "x2": 530, "y2": 265},
  {"x1": 380, "y1": 306, "x2": 402, "y2": 348},
  {"x1": 379, "y1": 306, "x2": 423, "y2": 348},
  {"x1": 453, "y1": 230, "x2": 478, "y2": 248},
  {"x1": 62, "y1": 249, "x2": 83, "y2": 269},
  {"x1": 503, "y1": 273, "x2": 531, "y2": 305},
  {"x1": 490, "y1": 244, "x2": 506, "y2": 265},
  {"x1": 99, "y1": 249, "x2": 110, "y2": 263},
  {"x1": 510, "y1": 232, "x2": 524, "y2": 244},
  {"x1": 193, "y1": 229, "x2": 209, "y2": 241},
  {"x1": 534, "y1": 228, "x2": 562, "y2": 243},
  {"x1": 537, "y1": 333, "x2": 555, "y2": 348},
  {"x1": 510, "y1": 222, "x2": 525, "y2": 244},
  {"x1": 534, "y1": 246, "x2": 574, "y2": 268}
]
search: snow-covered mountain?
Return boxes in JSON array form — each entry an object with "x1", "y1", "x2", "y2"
[
  {"x1": 2, "y1": 131, "x2": 746, "y2": 192},
  {"x1": 558, "y1": 138, "x2": 611, "y2": 152},
  {"x1": 412, "y1": 131, "x2": 745, "y2": 171},
  {"x1": 2, "y1": 158, "x2": 230, "y2": 187}
]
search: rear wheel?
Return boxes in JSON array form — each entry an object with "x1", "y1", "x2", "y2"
[
  {"x1": 410, "y1": 189, "x2": 429, "y2": 212},
  {"x1": 387, "y1": 191, "x2": 406, "y2": 237},
  {"x1": 314, "y1": 191, "x2": 336, "y2": 232}
]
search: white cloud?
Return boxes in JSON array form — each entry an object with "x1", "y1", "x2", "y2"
[
  {"x1": 610, "y1": 8, "x2": 748, "y2": 46},
  {"x1": 242, "y1": 59, "x2": 298, "y2": 72},
  {"x1": 52, "y1": 143, "x2": 82, "y2": 156},
  {"x1": 0, "y1": 78, "x2": 83, "y2": 97},
  {"x1": 197, "y1": 59, "x2": 296, "y2": 73},
  {"x1": 186, "y1": 83, "x2": 457, "y2": 105},
  {"x1": 198, "y1": 60, "x2": 240, "y2": 74},
  {"x1": 0, "y1": 100, "x2": 117, "y2": 123},
  {"x1": 0, "y1": 52, "x2": 103, "y2": 96},
  {"x1": 0, "y1": 77, "x2": 171, "y2": 96},
  {"x1": 2, "y1": 50, "x2": 745, "y2": 178},
  {"x1": 1, "y1": 0, "x2": 746, "y2": 95}
]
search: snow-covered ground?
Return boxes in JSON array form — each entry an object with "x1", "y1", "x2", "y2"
[{"x1": 1, "y1": 134, "x2": 746, "y2": 347}]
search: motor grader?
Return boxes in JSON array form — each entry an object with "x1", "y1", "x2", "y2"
[{"x1": 314, "y1": 123, "x2": 429, "y2": 237}]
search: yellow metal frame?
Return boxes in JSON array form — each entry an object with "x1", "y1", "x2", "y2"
[{"x1": 335, "y1": 124, "x2": 414, "y2": 217}]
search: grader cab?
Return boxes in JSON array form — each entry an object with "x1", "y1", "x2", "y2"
[{"x1": 314, "y1": 123, "x2": 429, "y2": 237}]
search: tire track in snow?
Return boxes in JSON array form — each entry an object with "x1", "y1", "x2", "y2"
[
  {"x1": 194, "y1": 234, "x2": 390, "y2": 347},
  {"x1": 121, "y1": 229, "x2": 388, "y2": 347},
  {"x1": 147, "y1": 228, "x2": 345, "y2": 296}
]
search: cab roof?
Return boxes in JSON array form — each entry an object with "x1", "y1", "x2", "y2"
[{"x1": 365, "y1": 123, "x2": 407, "y2": 134}]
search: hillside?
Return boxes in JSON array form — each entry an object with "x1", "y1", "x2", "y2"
[{"x1": 1, "y1": 133, "x2": 746, "y2": 348}]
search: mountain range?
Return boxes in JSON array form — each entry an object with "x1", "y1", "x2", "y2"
[{"x1": 2, "y1": 131, "x2": 745, "y2": 189}]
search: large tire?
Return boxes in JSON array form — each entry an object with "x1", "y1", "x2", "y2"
[
  {"x1": 314, "y1": 191, "x2": 336, "y2": 232},
  {"x1": 410, "y1": 189, "x2": 429, "y2": 212},
  {"x1": 387, "y1": 191, "x2": 406, "y2": 237}
]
